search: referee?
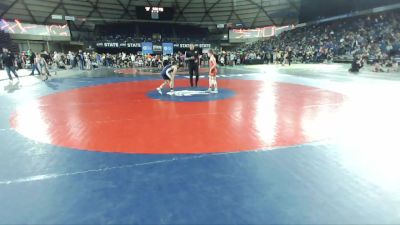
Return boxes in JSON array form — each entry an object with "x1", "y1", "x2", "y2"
[{"x1": 185, "y1": 44, "x2": 199, "y2": 87}]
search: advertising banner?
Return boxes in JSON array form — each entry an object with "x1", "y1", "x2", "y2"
[
  {"x1": 153, "y1": 44, "x2": 162, "y2": 53},
  {"x1": 142, "y1": 42, "x2": 153, "y2": 54},
  {"x1": 162, "y1": 42, "x2": 173, "y2": 55},
  {"x1": 95, "y1": 42, "x2": 211, "y2": 51}
]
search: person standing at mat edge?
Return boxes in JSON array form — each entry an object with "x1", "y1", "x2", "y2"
[
  {"x1": 185, "y1": 44, "x2": 199, "y2": 87},
  {"x1": 2, "y1": 48, "x2": 19, "y2": 82}
]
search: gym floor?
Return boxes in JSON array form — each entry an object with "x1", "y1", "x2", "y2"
[{"x1": 0, "y1": 64, "x2": 399, "y2": 224}]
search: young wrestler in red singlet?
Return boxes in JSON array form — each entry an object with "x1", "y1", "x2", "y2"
[{"x1": 207, "y1": 49, "x2": 218, "y2": 93}]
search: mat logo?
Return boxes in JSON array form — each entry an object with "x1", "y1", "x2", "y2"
[{"x1": 167, "y1": 90, "x2": 210, "y2": 96}]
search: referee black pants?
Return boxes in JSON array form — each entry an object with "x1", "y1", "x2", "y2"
[{"x1": 188, "y1": 63, "x2": 199, "y2": 87}]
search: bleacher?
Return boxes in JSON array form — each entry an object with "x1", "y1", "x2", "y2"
[{"x1": 94, "y1": 22, "x2": 209, "y2": 43}]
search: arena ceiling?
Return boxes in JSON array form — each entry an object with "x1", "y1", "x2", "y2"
[{"x1": 0, "y1": 0, "x2": 301, "y2": 31}]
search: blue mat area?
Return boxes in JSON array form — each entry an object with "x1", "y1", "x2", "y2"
[{"x1": 0, "y1": 66, "x2": 399, "y2": 224}]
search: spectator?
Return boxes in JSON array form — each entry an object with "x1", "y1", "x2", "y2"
[
  {"x1": 2, "y1": 48, "x2": 19, "y2": 81},
  {"x1": 29, "y1": 51, "x2": 41, "y2": 75}
]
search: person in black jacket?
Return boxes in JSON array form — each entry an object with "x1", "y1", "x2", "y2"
[
  {"x1": 185, "y1": 44, "x2": 200, "y2": 87},
  {"x1": 2, "y1": 48, "x2": 19, "y2": 81}
]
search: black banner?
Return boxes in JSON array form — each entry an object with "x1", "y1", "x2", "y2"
[
  {"x1": 173, "y1": 43, "x2": 211, "y2": 48},
  {"x1": 96, "y1": 42, "x2": 141, "y2": 48}
]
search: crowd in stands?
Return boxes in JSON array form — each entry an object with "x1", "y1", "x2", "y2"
[
  {"x1": 1, "y1": 49, "x2": 210, "y2": 78},
  {"x1": 96, "y1": 34, "x2": 208, "y2": 44},
  {"x1": 93, "y1": 22, "x2": 208, "y2": 44},
  {"x1": 230, "y1": 10, "x2": 400, "y2": 72},
  {"x1": 1, "y1": 10, "x2": 399, "y2": 80}
]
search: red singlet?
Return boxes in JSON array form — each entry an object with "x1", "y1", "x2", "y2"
[{"x1": 209, "y1": 59, "x2": 217, "y2": 76}]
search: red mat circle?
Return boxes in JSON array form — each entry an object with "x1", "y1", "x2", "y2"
[{"x1": 10, "y1": 79, "x2": 345, "y2": 154}]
